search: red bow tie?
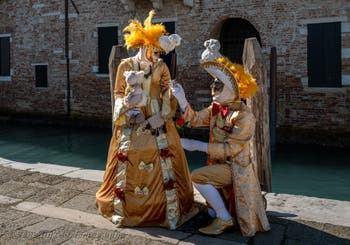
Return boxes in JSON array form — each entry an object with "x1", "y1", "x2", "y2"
[{"x1": 212, "y1": 102, "x2": 229, "y2": 117}]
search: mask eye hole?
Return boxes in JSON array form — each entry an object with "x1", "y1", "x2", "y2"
[{"x1": 210, "y1": 79, "x2": 224, "y2": 91}]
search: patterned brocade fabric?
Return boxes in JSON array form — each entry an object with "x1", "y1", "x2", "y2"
[{"x1": 183, "y1": 101, "x2": 270, "y2": 237}]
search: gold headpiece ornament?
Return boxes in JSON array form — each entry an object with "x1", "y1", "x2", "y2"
[
  {"x1": 215, "y1": 56, "x2": 258, "y2": 99},
  {"x1": 200, "y1": 39, "x2": 258, "y2": 99},
  {"x1": 123, "y1": 10, "x2": 167, "y2": 50}
]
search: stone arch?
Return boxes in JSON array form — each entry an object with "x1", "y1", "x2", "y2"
[{"x1": 208, "y1": 16, "x2": 262, "y2": 64}]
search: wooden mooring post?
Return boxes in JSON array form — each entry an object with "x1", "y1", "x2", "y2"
[
  {"x1": 243, "y1": 38, "x2": 272, "y2": 192},
  {"x1": 108, "y1": 45, "x2": 128, "y2": 129}
]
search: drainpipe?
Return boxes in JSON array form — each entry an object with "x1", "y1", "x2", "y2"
[
  {"x1": 270, "y1": 47, "x2": 277, "y2": 148},
  {"x1": 64, "y1": 0, "x2": 79, "y2": 122}
]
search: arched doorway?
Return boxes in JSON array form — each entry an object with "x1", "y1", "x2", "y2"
[{"x1": 220, "y1": 18, "x2": 261, "y2": 64}]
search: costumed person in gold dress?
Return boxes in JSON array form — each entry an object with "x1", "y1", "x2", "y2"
[
  {"x1": 171, "y1": 39, "x2": 270, "y2": 236},
  {"x1": 96, "y1": 10, "x2": 196, "y2": 229}
]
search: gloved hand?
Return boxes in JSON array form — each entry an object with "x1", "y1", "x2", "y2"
[
  {"x1": 181, "y1": 138, "x2": 208, "y2": 153},
  {"x1": 125, "y1": 108, "x2": 145, "y2": 124},
  {"x1": 171, "y1": 83, "x2": 188, "y2": 112},
  {"x1": 147, "y1": 112, "x2": 165, "y2": 129}
]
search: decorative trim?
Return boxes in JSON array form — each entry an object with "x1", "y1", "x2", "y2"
[
  {"x1": 155, "y1": 131, "x2": 180, "y2": 230},
  {"x1": 112, "y1": 128, "x2": 131, "y2": 224}
]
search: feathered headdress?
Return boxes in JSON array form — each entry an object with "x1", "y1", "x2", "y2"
[
  {"x1": 123, "y1": 10, "x2": 167, "y2": 50},
  {"x1": 215, "y1": 56, "x2": 258, "y2": 99}
]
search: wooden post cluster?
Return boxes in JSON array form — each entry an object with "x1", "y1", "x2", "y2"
[{"x1": 243, "y1": 38, "x2": 272, "y2": 192}]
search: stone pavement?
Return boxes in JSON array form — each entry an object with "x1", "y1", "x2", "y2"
[{"x1": 0, "y1": 157, "x2": 349, "y2": 245}]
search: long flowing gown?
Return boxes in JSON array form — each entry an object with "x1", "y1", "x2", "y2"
[{"x1": 96, "y1": 57, "x2": 195, "y2": 229}]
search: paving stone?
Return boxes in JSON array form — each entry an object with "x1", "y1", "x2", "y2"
[
  {"x1": 102, "y1": 231, "x2": 176, "y2": 245},
  {"x1": 63, "y1": 169, "x2": 104, "y2": 182},
  {"x1": 122, "y1": 227, "x2": 191, "y2": 244},
  {"x1": 83, "y1": 185, "x2": 100, "y2": 195},
  {"x1": 285, "y1": 220, "x2": 348, "y2": 245},
  {"x1": 13, "y1": 172, "x2": 47, "y2": 183},
  {"x1": 23, "y1": 218, "x2": 70, "y2": 234},
  {"x1": 2, "y1": 161, "x2": 36, "y2": 171},
  {"x1": 177, "y1": 211, "x2": 212, "y2": 233},
  {"x1": 37, "y1": 174, "x2": 68, "y2": 185},
  {"x1": 28, "y1": 181, "x2": 52, "y2": 189},
  {"x1": 284, "y1": 239, "x2": 302, "y2": 245},
  {"x1": 60, "y1": 227, "x2": 126, "y2": 244},
  {"x1": 0, "y1": 206, "x2": 28, "y2": 222},
  {"x1": 0, "y1": 166, "x2": 29, "y2": 184},
  {"x1": 266, "y1": 193, "x2": 350, "y2": 227},
  {"x1": 1, "y1": 213, "x2": 46, "y2": 231},
  {"x1": 26, "y1": 187, "x2": 81, "y2": 206},
  {"x1": 0, "y1": 158, "x2": 12, "y2": 165},
  {"x1": 54, "y1": 178, "x2": 100, "y2": 192},
  {"x1": 0, "y1": 229, "x2": 38, "y2": 244},
  {"x1": 28, "y1": 163, "x2": 80, "y2": 175},
  {"x1": 252, "y1": 223, "x2": 286, "y2": 245},
  {"x1": 323, "y1": 223, "x2": 350, "y2": 240},
  {"x1": 267, "y1": 213, "x2": 291, "y2": 226},
  {"x1": 14, "y1": 201, "x2": 43, "y2": 212},
  {"x1": 30, "y1": 223, "x2": 93, "y2": 245},
  {"x1": 179, "y1": 234, "x2": 246, "y2": 245},
  {"x1": 18, "y1": 203, "x2": 116, "y2": 230},
  {"x1": 60, "y1": 193, "x2": 98, "y2": 215},
  {"x1": 217, "y1": 228, "x2": 251, "y2": 243},
  {"x1": 0, "y1": 195, "x2": 22, "y2": 205},
  {"x1": 0, "y1": 180, "x2": 43, "y2": 200}
]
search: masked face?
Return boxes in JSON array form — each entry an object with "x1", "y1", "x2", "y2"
[
  {"x1": 210, "y1": 79, "x2": 224, "y2": 96},
  {"x1": 211, "y1": 79, "x2": 236, "y2": 104},
  {"x1": 146, "y1": 47, "x2": 161, "y2": 63}
]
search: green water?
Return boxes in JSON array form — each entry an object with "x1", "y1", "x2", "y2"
[{"x1": 0, "y1": 123, "x2": 349, "y2": 201}]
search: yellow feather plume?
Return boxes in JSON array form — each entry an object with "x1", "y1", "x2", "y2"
[
  {"x1": 123, "y1": 10, "x2": 167, "y2": 50},
  {"x1": 216, "y1": 57, "x2": 258, "y2": 99}
]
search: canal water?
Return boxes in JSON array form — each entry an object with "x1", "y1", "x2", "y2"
[{"x1": 0, "y1": 123, "x2": 349, "y2": 201}]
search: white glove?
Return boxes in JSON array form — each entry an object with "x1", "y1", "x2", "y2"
[
  {"x1": 171, "y1": 83, "x2": 188, "y2": 112},
  {"x1": 125, "y1": 108, "x2": 145, "y2": 124},
  {"x1": 181, "y1": 138, "x2": 208, "y2": 153}
]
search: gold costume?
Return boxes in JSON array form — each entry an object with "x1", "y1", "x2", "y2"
[
  {"x1": 96, "y1": 57, "x2": 195, "y2": 229},
  {"x1": 184, "y1": 101, "x2": 270, "y2": 237}
]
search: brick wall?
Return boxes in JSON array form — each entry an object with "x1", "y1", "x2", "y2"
[{"x1": 0, "y1": 0, "x2": 350, "y2": 145}]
